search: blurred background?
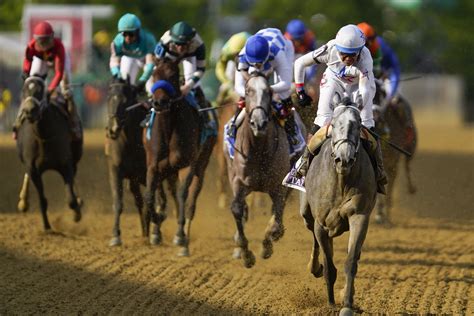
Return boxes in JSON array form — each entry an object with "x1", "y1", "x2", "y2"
[{"x1": 0, "y1": 0, "x2": 473, "y2": 130}]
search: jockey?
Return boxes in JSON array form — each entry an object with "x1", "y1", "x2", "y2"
[
  {"x1": 357, "y1": 22, "x2": 401, "y2": 104},
  {"x1": 230, "y1": 28, "x2": 298, "y2": 143},
  {"x1": 110, "y1": 13, "x2": 156, "y2": 93},
  {"x1": 154, "y1": 21, "x2": 207, "y2": 109},
  {"x1": 214, "y1": 32, "x2": 251, "y2": 106},
  {"x1": 294, "y1": 24, "x2": 387, "y2": 194},
  {"x1": 284, "y1": 19, "x2": 318, "y2": 82},
  {"x1": 13, "y1": 21, "x2": 81, "y2": 140}
]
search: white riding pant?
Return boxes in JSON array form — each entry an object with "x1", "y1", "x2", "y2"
[
  {"x1": 314, "y1": 71, "x2": 375, "y2": 128},
  {"x1": 29, "y1": 55, "x2": 72, "y2": 93},
  {"x1": 120, "y1": 56, "x2": 153, "y2": 93}
]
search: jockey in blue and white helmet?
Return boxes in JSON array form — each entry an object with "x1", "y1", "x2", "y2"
[{"x1": 235, "y1": 28, "x2": 294, "y2": 102}]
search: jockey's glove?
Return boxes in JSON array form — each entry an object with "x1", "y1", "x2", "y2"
[
  {"x1": 296, "y1": 89, "x2": 312, "y2": 107},
  {"x1": 237, "y1": 97, "x2": 246, "y2": 109},
  {"x1": 281, "y1": 97, "x2": 293, "y2": 109}
]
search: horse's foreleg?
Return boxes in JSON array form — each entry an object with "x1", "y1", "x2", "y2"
[
  {"x1": 231, "y1": 185, "x2": 255, "y2": 268},
  {"x1": 29, "y1": 170, "x2": 50, "y2": 231},
  {"x1": 17, "y1": 173, "x2": 30, "y2": 212},
  {"x1": 61, "y1": 166, "x2": 82, "y2": 223},
  {"x1": 129, "y1": 178, "x2": 145, "y2": 238},
  {"x1": 300, "y1": 192, "x2": 323, "y2": 278},
  {"x1": 155, "y1": 181, "x2": 167, "y2": 219},
  {"x1": 181, "y1": 137, "x2": 215, "y2": 256},
  {"x1": 144, "y1": 164, "x2": 161, "y2": 244},
  {"x1": 174, "y1": 166, "x2": 194, "y2": 257},
  {"x1": 315, "y1": 222, "x2": 337, "y2": 307},
  {"x1": 108, "y1": 164, "x2": 123, "y2": 246},
  {"x1": 167, "y1": 172, "x2": 179, "y2": 218},
  {"x1": 261, "y1": 188, "x2": 286, "y2": 259},
  {"x1": 342, "y1": 214, "x2": 369, "y2": 312},
  {"x1": 405, "y1": 157, "x2": 417, "y2": 194}
]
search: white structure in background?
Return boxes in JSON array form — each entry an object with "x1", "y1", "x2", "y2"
[{"x1": 22, "y1": 4, "x2": 114, "y2": 73}]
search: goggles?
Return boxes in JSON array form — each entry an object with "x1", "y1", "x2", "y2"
[{"x1": 122, "y1": 31, "x2": 137, "y2": 38}]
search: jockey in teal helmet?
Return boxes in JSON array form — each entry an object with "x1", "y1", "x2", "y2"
[
  {"x1": 110, "y1": 13, "x2": 156, "y2": 94},
  {"x1": 154, "y1": 21, "x2": 207, "y2": 108}
]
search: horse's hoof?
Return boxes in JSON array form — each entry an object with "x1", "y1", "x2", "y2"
[
  {"x1": 73, "y1": 211, "x2": 82, "y2": 223},
  {"x1": 270, "y1": 225, "x2": 285, "y2": 241},
  {"x1": 232, "y1": 248, "x2": 242, "y2": 259},
  {"x1": 260, "y1": 240, "x2": 273, "y2": 259},
  {"x1": 150, "y1": 233, "x2": 162, "y2": 245},
  {"x1": 339, "y1": 307, "x2": 354, "y2": 316},
  {"x1": 17, "y1": 200, "x2": 28, "y2": 213},
  {"x1": 242, "y1": 250, "x2": 256, "y2": 268},
  {"x1": 309, "y1": 262, "x2": 323, "y2": 278},
  {"x1": 109, "y1": 237, "x2": 122, "y2": 247},
  {"x1": 76, "y1": 197, "x2": 83, "y2": 208},
  {"x1": 177, "y1": 246, "x2": 190, "y2": 257},
  {"x1": 173, "y1": 235, "x2": 186, "y2": 246}
]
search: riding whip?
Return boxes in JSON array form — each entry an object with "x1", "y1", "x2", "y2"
[{"x1": 363, "y1": 126, "x2": 413, "y2": 157}]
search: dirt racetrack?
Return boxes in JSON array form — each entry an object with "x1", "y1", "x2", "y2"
[{"x1": 0, "y1": 111, "x2": 473, "y2": 314}]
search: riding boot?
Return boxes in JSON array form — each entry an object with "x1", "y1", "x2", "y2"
[
  {"x1": 227, "y1": 107, "x2": 242, "y2": 138},
  {"x1": 295, "y1": 146, "x2": 314, "y2": 177},
  {"x1": 66, "y1": 96, "x2": 83, "y2": 141},
  {"x1": 295, "y1": 124, "x2": 320, "y2": 177}
]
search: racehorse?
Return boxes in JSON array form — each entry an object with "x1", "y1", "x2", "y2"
[
  {"x1": 105, "y1": 78, "x2": 148, "y2": 246},
  {"x1": 224, "y1": 72, "x2": 291, "y2": 268},
  {"x1": 143, "y1": 58, "x2": 216, "y2": 256},
  {"x1": 300, "y1": 102, "x2": 377, "y2": 314},
  {"x1": 373, "y1": 80, "x2": 417, "y2": 224},
  {"x1": 16, "y1": 76, "x2": 82, "y2": 231}
]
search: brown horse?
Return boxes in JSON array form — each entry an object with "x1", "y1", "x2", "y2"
[
  {"x1": 373, "y1": 80, "x2": 417, "y2": 224},
  {"x1": 105, "y1": 78, "x2": 148, "y2": 246},
  {"x1": 224, "y1": 73, "x2": 291, "y2": 268},
  {"x1": 300, "y1": 103, "x2": 377, "y2": 314},
  {"x1": 143, "y1": 58, "x2": 216, "y2": 256},
  {"x1": 16, "y1": 76, "x2": 82, "y2": 231}
]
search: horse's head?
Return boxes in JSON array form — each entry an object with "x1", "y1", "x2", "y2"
[
  {"x1": 21, "y1": 76, "x2": 46, "y2": 123},
  {"x1": 331, "y1": 101, "x2": 362, "y2": 175},
  {"x1": 107, "y1": 77, "x2": 137, "y2": 138},
  {"x1": 245, "y1": 72, "x2": 272, "y2": 137},
  {"x1": 153, "y1": 57, "x2": 181, "y2": 95}
]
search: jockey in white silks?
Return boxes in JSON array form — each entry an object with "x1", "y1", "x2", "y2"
[
  {"x1": 229, "y1": 28, "x2": 300, "y2": 143},
  {"x1": 293, "y1": 24, "x2": 387, "y2": 194}
]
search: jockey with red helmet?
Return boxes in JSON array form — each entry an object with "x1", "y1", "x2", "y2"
[
  {"x1": 14, "y1": 21, "x2": 82, "y2": 141},
  {"x1": 23, "y1": 21, "x2": 65, "y2": 94}
]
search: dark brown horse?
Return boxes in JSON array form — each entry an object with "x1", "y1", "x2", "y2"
[
  {"x1": 143, "y1": 58, "x2": 216, "y2": 256},
  {"x1": 16, "y1": 76, "x2": 82, "y2": 231},
  {"x1": 373, "y1": 80, "x2": 417, "y2": 224},
  {"x1": 300, "y1": 103, "x2": 377, "y2": 314},
  {"x1": 224, "y1": 73, "x2": 291, "y2": 268},
  {"x1": 105, "y1": 78, "x2": 148, "y2": 246}
]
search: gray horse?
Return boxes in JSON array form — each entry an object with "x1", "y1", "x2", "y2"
[
  {"x1": 224, "y1": 73, "x2": 292, "y2": 268},
  {"x1": 300, "y1": 103, "x2": 376, "y2": 315},
  {"x1": 16, "y1": 76, "x2": 82, "y2": 231}
]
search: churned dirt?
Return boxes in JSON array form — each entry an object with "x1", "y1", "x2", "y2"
[{"x1": 0, "y1": 113, "x2": 473, "y2": 315}]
